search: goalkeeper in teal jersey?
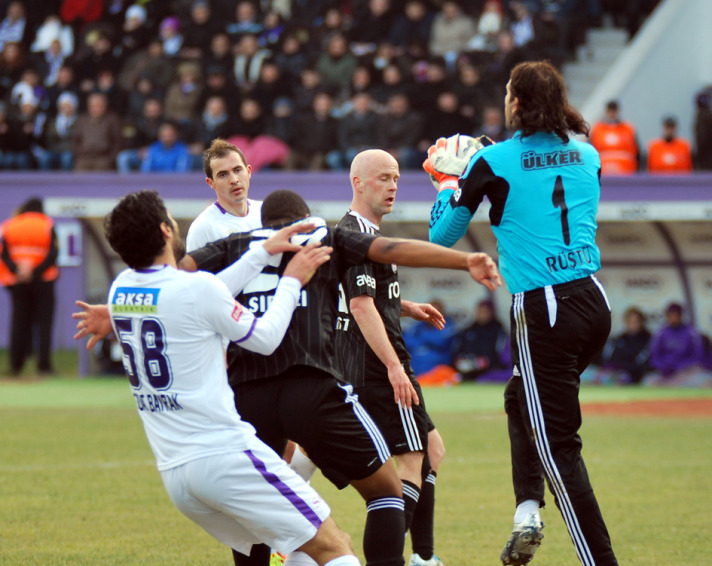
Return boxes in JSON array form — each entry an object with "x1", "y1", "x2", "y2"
[{"x1": 424, "y1": 61, "x2": 619, "y2": 566}]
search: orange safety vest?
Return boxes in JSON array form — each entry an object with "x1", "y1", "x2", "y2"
[
  {"x1": 0, "y1": 212, "x2": 59, "y2": 286},
  {"x1": 590, "y1": 121, "x2": 638, "y2": 175},
  {"x1": 647, "y1": 137, "x2": 693, "y2": 174}
]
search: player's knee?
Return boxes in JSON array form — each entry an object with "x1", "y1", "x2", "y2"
[
  {"x1": 351, "y1": 458, "x2": 402, "y2": 500},
  {"x1": 302, "y1": 517, "x2": 354, "y2": 557},
  {"x1": 427, "y1": 430, "x2": 446, "y2": 471}
]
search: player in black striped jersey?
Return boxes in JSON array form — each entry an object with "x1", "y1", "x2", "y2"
[
  {"x1": 185, "y1": 190, "x2": 500, "y2": 566},
  {"x1": 335, "y1": 150, "x2": 448, "y2": 566}
]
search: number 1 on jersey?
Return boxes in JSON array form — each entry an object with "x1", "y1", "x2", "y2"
[{"x1": 552, "y1": 175, "x2": 570, "y2": 245}]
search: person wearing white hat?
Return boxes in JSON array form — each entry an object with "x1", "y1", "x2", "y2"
[{"x1": 36, "y1": 91, "x2": 78, "y2": 170}]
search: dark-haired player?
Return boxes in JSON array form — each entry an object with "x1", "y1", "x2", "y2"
[
  {"x1": 94, "y1": 190, "x2": 363, "y2": 565},
  {"x1": 425, "y1": 60, "x2": 618, "y2": 566}
]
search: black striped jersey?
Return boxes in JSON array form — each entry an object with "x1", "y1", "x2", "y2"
[
  {"x1": 189, "y1": 218, "x2": 378, "y2": 387},
  {"x1": 334, "y1": 211, "x2": 413, "y2": 388}
]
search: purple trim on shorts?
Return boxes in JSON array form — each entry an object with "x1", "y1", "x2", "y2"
[
  {"x1": 245, "y1": 449, "x2": 323, "y2": 529},
  {"x1": 214, "y1": 201, "x2": 228, "y2": 214},
  {"x1": 234, "y1": 317, "x2": 257, "y2": 343}
]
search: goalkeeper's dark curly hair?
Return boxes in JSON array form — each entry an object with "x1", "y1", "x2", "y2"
[
  {"x1": 104, "y1": 190, "x2": 172, "y2": 269},
  {"x1": 509, "y1": 60, "x2": 589, "y2": 143}
]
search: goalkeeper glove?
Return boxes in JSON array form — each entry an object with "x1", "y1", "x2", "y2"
[{"x1": 422, "y1": 134, "x2": 495, "y2": 192}]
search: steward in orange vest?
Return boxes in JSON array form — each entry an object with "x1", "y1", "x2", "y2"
[
  {"x1": 0, "y1": 203, "x2": 59, "y2": 286},
  {"x1": 589, "y1": 100, "x2": 640, "y2": 175},
  {"x1": 1, "y1": 197, "x2": 59, "y2": 375},
  {"x1": 647, "y1": 116, "x2": 693, "y2": 174}
]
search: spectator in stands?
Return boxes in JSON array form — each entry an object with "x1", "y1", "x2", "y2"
[
  {"x1": 250, "y1": 60, "x2": 291, "y2": 116},
  {"x1": 370, "y1": 62, "x2": 414, "y2": 106},
  {"x1": 293, "y1": 67, "x2": 326, "y2": 114},
  {"x1": 0, "y1": 41, "x2": 26, "y2": 100},
  {"x1": 350, "y1": 0, "x2": 396, "y2": 56},
  {"x1": 36, "y1": 90, "x2": 77, "y2": 170},
  {"x1": 694, "y1": 88, "x2": 712, "y2": 170},
  {"x1": 508, "y1": 0, "x2": 536, "y2": 48},
  {"x1": 30, "y1": 14, "x2": 74, "y2": 58},
  {"x1": 0, "y1": 1, "x2": 26, "y2": 52},
  {"x1": 118, "y1": 39, "x2": 175, "y2": 99},
  {"x1": 45, "y1": 64, "x2": 77, "y2": 116},
  {"x1": 583, "y1": 306, "x2": 652, "y2": 385},
  {"x1": 156, "y1": 14, "x2": 182, "y2": 56},
  {"x1": 315, "y1": 32, "x2": 358, "y2": 90},
  {"x1": 10, "y1": 67, "x2": 48, "y2": 113},
  {"x1": 226, "y1": 0, "x2": 263, "y2": 42},
  {"x1": 388, "y1": 0, "x2": 433, "y2": 52},
  {"x1": 233, "y1": 33, "x2": 271, "y2": 94},
  {"x1": 428, "y1": 0, "x2": 477, "y2": 67},
  {"x1": 72, "y1": 91, "x2": 121, "y2": 170},
  {"x1": 92, "y1": 68, "x2": 126, "y2": 116},
  {"x1": 308, "y1": 6, "x2": 347, "y2": 55},
  {"x1": 139, "y1": 121, "x2": 192, "y2": 173},
  {"x1": 202, "y1": 32, "x2": 234, "y2": 78},
  {"x1": 0, "y1": 196, "x2": 59, "y2": 376},
  {"x1": 450, "y1": 299, "x2": 509, "y2": 382},
  {"x1": 402, "y1": 298, "x2": 457, "y2": 377},
  {"x1": 35, "y1": 38, "x2": 67, "y2": 88},
  {"x1": 163, "y1": 61, "x2": 203, "y2": 129},
  {"x1": 479, "y1": 104, "x2": 510, "y2": 142},
  {"x1": 228, "y1": 97, "x2": 290, "y2": 171},
  {"x1": 1, "y1": 94, "x2": 38, "y2": 169},
  {"x1": 185, "y1": 95, "x2": 234, "y2": 168},
  {"x1": 647, "y1": 116, "x2": 693, "y2": 174},
  {"x1": 180, "y1": 0, "x2": 220, "y2": 60},
  {"x1": 467, "y1": 0, "x2": 504, "y2": 52},
  {"x1": 113, "y1": 3, "x2": 151, "y2": 60},
  {"x1": 589, "y1": 99, "x2": 640, "y2": 175},
  {"x1": 420, "y1": 90, "x2": 474, "y2": 150},
  {"x1": 73, "y1": 31, "x2": 118, "y2": 97},
  {"x1": 291, "y1": 90, "x2": 340, "y2": 170},
  {"x1": 328, "y1": 91, "x2": 381, "y2": 170},
  {"x1": 409, "y1": 56, "x2": 451, "y2": 115},
  {"x1": 117, "y1": 96, "x2": 164, "y2": 173},
  {"x1": 483, "y1": 29, "x2": 525, "y2": 94},
  {"x1": 197, "y1": 64, "x2": 240, "y2": 117},
  {"x1": 378, "y1": 92, "x2": 424, "y2": 170},
  {"x1": 0, "y1": 101, "x2": 11, "y2": 160},
  {"x1": 272, "y1": 31, "x2": 310, "y2": 92},
  {"x1": 644, "y1": 302, "x2": 711, "y2": 387},
  {"x1": 453, "y1": 62, "x2": 489, "y2": 125},
  {"x1": 264, "y1": 96, "x2": 297, "y2": 166},
  {"x1": 59, "y1": 0, "x2": 104, "y2": 31},
  {"x1": 258, "y1": 9, "x2": 286, "y2": 49}
]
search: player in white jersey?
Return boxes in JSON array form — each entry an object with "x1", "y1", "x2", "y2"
[
  {"x1": 187, "y1": 139, "x2": 263, "y2": 252},
  {"x1": 89, "y1": 189, "x2": 361, "y2": 566}
]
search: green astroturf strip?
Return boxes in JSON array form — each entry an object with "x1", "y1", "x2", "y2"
[{"x1": 1, "y1": 377, "x2": 710, "y2": 411}]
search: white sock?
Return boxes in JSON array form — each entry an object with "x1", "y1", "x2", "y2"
[
  {"x1": 514, "y1": 499, "x2": 540, "y2": 524},
  {"x1": 324, "y1": 556, "x2": 361, "y2": 566},
  {"x1": 283, "y1": 551, "x2": 318, "y2": 566},
  {"x1": 289, "y1": 447, "x2": 317, "y2": 481}
]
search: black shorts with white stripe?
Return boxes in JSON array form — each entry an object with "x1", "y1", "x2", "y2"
[
  {"x1": 354, "y1": 381, "x2": 429, "y2": 456},
  {"x1": 234, "y1": 366, "x2": 390, "y2": 490}
]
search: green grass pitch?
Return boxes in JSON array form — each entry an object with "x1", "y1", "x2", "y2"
[{"x1": 1, "y1": 372, "x2": 711, "y2": 565}]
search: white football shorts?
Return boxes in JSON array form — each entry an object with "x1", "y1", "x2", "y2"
[{"x1": 160, "y1": 437, "x2": 331, "y2": 555}]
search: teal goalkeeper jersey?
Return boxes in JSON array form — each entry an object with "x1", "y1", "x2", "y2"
[{"x1": 429, "y1": 130, "x2": 602, "y2": 294}]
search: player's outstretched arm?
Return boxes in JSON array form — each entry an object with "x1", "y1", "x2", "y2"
[
  {"x1": 73, "y1": 301, "x2": 112, "y2": 350},
  {"x1": 400, "y1": 300, "x2": 445, "y2": 330},
  {"x1": 367, "y1": 237, "x2": 502, "y2": 291}
]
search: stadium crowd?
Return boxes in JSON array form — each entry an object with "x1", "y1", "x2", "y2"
[{"x1": 0, "y1": 0, "x2": 669, "y2": 173}]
